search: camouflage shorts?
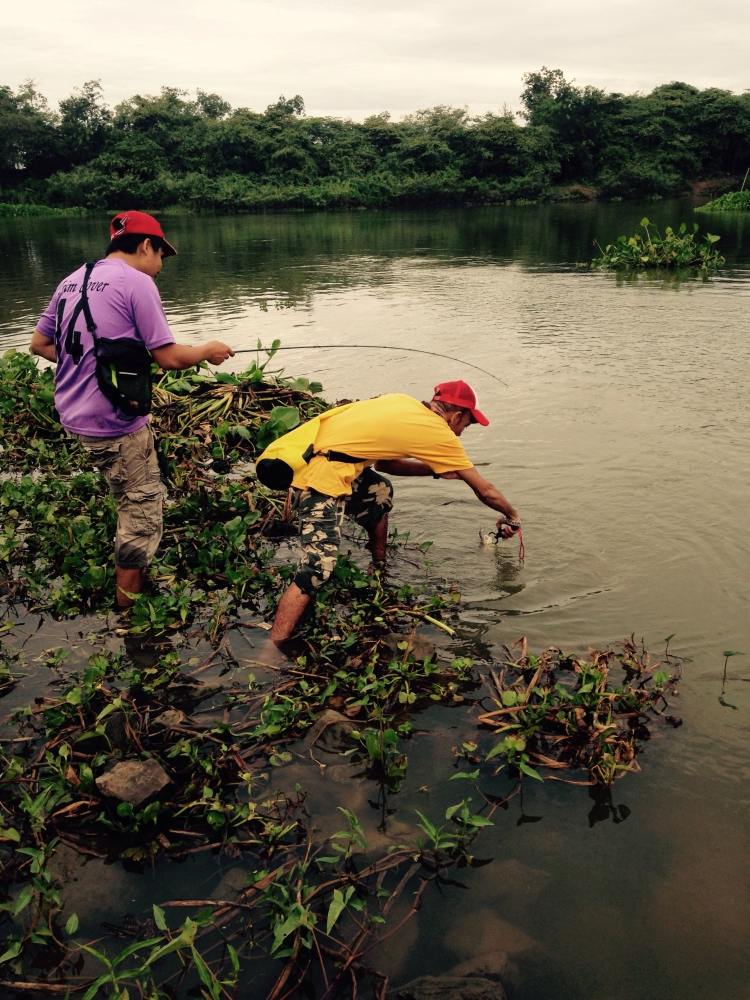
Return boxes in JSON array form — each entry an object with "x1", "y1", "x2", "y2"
[
  {"x1": 78, "y1": 424, "x2": 166, "y2": 570},
  {"x1": 292, "y1": 467, "x2": 394, "y2": 595}
]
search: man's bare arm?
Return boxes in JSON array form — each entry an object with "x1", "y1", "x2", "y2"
[
  {"x1": 374, "y1": 458, "x2": 436, "y2": 476},
  {"x1": 456, "y1": 466, "x2": 519, "y2": 524},
  {"x1": 30, "y1": 330, "x2": 57, "y2": 364},
  {"x1": 151, "y1": 341, "x2": 234, "y2": 370}
]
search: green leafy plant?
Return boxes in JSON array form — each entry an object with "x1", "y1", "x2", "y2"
[
  {"x1": 697, "y1": 190, "x2": 750, "y2": 212},
  {"x1": 593, "y1": 218, "x2": 724, "y2": 271},
  {"x1": 479, "y1": 636, "x2": 681, "y2": 785},
  {"x1": 351, "y1": 723, "x2": 407, "y2": 788}
]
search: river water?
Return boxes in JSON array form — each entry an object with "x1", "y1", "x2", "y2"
[{"x1": 1, "y1": 203, "x2": 749, "y2": 998}]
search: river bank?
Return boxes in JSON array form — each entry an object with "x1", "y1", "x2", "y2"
[{"x1": 0, "y1": 176, "x2": 739, "y2": 219}]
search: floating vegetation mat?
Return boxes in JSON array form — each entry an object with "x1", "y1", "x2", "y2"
[
  {"x1": 592, "y1": 218, "x2": 724, "y2": 271},
  {"x1": 0, "y1": 345, "x2": 328, "y2": 623},
  {"x1": 0, "y1": 348, "x2": 683, "y2": 997},
  {"x1": 696, "y1": 190, "x2": 750, "y2": 213}
]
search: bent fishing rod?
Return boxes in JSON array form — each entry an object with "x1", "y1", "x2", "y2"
[{"x1": 231, "y1": 344, "x2": 508, "y2": 387}]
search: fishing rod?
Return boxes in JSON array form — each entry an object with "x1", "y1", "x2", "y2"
[{"x1": 231, "y1": 344, "x2": 508, "y2": 387}]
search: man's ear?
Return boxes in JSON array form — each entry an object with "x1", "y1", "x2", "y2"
[{"x1": 140, "y1": 237, "x2": 153, "y2": 255}]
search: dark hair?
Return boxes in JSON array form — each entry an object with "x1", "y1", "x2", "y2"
[
  {"x1": 431, "y1": 399, "x2": 470, "y2": 419},
  {"x1": 105, "y1": 233, "x2": 167, "y2": 256}
]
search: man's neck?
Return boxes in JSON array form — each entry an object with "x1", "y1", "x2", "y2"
[
  {"x1": 106, "y1": 251, "x2": 147, "y2": 274},
  {"x1": 424, "y1": 400, "x2": 449, "y2": 420}
]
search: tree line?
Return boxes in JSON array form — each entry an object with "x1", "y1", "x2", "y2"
[{"x1": 1, "y1": 69, "x2": 748, "y2": 211}]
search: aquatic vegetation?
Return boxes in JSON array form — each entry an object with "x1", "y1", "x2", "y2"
[
  {"x1": 0, "y1": 349, "x2": 683, "y2": 996},
  {"x1": 0, "y1": 347, "x2": 326, "y2": 623},
  {"x1": 0, "y1": 580, "x2": 482, "y2": 994},
  {"x1": 0, "y1": 202, "x2": 86, "y2": 217},
  {"x1": 697, "y1": 190, "x2": 750, "y2": 212},
  {"x1": 0, "y1": 629, "x2": 17, "y2": 696},
  {"x1": 592, "y1": 218, "x2": 724, "y2": 271},
  {"x1": 478, "y1": 636, "x2": 682, "y2": 785},
  {"x1": 0, "y1": 619, "x2": 681, "y2": 993}
]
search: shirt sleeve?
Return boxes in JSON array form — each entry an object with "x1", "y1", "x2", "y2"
[
  {"x1": 36, "y1": 290, "x2": 60, "y2": 339},
  {"x1": 129, "y1": 275, "x2": 175, "y2": 351}
]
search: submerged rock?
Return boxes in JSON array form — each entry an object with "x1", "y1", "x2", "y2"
[
  {"x1": 303, "y1": 709, "x2": 356, "y2": 751},
  {"x1": 95, "y1": 758, "x2": 170, "y2": 806},
  {"x1": 389, "y1": 975, "x2": 508, "y2": 1000},
  {"x1": 383, "y1": 631, "x2": 438, "y2": 661},
  {"x1": 103, "y1": 710, "x2": 129, "y2": 751},
  {"x1": 450, "y1": 951, "x2": 519, "y2": 993},
  {"x1": 153, "y1": 708, "x2": 186, "y2": 729}
]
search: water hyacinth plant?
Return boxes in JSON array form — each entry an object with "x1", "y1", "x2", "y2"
[
  {"x1": 478, "y1": 635, "x2": 682, "y2": 785},
  {"x1": 592, "y1": 218, "x2": 724, "y2": 271},
  {"x1": 697, "y1": 190, "x2": 750, "y2": 212}
]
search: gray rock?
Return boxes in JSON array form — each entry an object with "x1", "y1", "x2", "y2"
[
  {"x1": 103, "y1": 711, "x2": 129, "y2": 751},
  {"x1": 324, "y1": 762, "x2": 363, "y2": 784},
  {"x1": 153, "y1": 709, "x2": 186, "y2": 729},
  {"x1": 303, "y1": 709, "x2": 356, "y2": 751},
  {"x1": 389, "y1": 975, "x2": 508, "y2": 1000},
  {"x1": 95, "y1": 758, "x2": 170, "y2": 806},
  {"x1": 450, "y1": 951, "x2": 518, "y2": 992},
  {"x1": 384, "y1": 631, "x2": 437, "y2": 662}
]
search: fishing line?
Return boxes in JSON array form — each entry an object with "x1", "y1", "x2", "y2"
[{"x1": 231, "y1": 344, "x2": 508, "y2": 387}]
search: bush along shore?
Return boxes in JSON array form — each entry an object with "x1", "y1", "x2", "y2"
[
  {"x1": 1, "y1": 71, "x2": 749, "y2": 211},
  {"x1": 0, "y1": 350, "x2": 684, "y2": 996}
]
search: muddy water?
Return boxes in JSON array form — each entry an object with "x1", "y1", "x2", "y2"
[{"x1": 1, "y1": 203, "x2": 749, "y2": 998}]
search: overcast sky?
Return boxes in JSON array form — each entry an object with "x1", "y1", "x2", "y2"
[{"x1": 5, "y1": 0, "x2": 749, "y2": 120}]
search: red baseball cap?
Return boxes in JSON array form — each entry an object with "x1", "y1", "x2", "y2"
[
  {"x1": 109, "y1": 211, "x2": 177, "y2": 256},
  {"x1": 432, "y1": 380, "x2": 489, "y2": 426}
]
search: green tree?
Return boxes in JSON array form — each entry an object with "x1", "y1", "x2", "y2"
[
  {"x1": 57, "y1": 80, "x2": 112, "y2": 165},
  {"x1": 196, "y1": 90, "x2": 231, "y2": 120},
  {"x1": 0, "y1": 81, "x2": 57, "y2": 182}
]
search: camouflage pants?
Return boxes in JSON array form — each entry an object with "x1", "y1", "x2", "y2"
[
  {"x1": 77, "y1": 424, "x2": 166, "y2": 570},
  {"x1": 292, "y1": 467, "x2": 394, "y2": 595}
]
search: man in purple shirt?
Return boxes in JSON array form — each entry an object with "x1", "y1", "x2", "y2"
[{"x1": 30, "y1": 211, "x2": 234, "y2": 608}]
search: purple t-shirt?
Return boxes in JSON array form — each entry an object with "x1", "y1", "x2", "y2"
[{"x1": 36, "y1": 258, "x2": 175, "y2": 437}]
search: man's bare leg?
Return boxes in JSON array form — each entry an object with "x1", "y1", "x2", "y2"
[
  {"x1": 116, "y1": 566, "x2": 144, "y2": 609},
  {"x1": 269, "y1": 582, "x2": 312, "y2": 646},
  {"x1": 367, "y1": 514, "x2": 389, "y2": 566}
]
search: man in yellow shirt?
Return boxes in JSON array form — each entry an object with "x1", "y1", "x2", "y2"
[{"x1": 269, "y1": 380, "x2": 521, "y2": 646}]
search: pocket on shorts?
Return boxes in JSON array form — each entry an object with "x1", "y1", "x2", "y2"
[
  {"x1": 82, "y1": 439, "x2": 119, "y2": 467},
  {"x1": 80, "y1": 438, "x2": 124, "y2": 485},
  {"x1": 123, "y1": 485, "x2": 164, "y2": 536}
]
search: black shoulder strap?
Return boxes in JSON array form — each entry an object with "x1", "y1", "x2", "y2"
[
  {"x1": 61, "y1": 262, "x2": 97, "y2": 366},
  {"x1": 316, "y1": 448, "x2": 369, "y2": 464},
  {"x1": 54, "y1": 296, "x2": 66, "y2": 349},
  {"x1": 77, "y1": 261, "x2": 97, "y2": 335}
]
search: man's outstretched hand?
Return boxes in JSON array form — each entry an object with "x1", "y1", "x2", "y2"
[
  {"x1": 203, "y1": 341, "x2": 235, "y2": 364},
  {"x1": 496, "y1": 516, "x2": 521, "y2": 539}
]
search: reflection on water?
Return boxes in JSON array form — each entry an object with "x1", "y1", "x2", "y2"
[{"x1": 2, "y1": 203, "x2": 749, "y2": 998}]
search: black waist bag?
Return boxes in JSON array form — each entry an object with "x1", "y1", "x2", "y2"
[
  {"x1": 69, "y1": 261, "x2": 153, "y2": 419},
  {"x1": 94, "y1": 336, "x2": 153, "y2": 418}
]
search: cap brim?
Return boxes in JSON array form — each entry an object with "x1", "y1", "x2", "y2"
[
  {"x1": 471, "y1": 408, "x2": 489, "y2": 427},
  {"x1": 161, "y1": 238, "x2": 177, "y2": 257}
]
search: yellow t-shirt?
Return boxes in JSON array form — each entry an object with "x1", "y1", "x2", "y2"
[{"x1": 292, "y1": 393, "x2": 474, "y2": 497}]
